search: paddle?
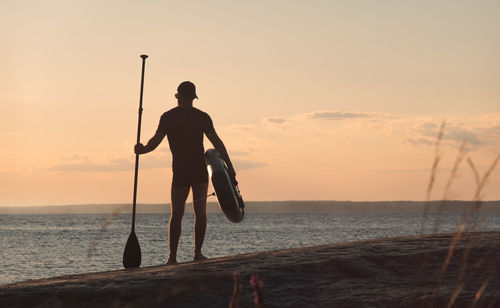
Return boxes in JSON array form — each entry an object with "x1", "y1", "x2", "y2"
[{"x1": 123, "y1": 54, "x2": 148, "y2": 268}]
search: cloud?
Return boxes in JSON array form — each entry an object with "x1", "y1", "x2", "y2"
[
  {"x1": 446, "y1": 125, "x2": 483, "y2": 146},
  {"x1": 233, "y1": 159, "x2": 268, "y2": 170},
  {"x1": 412, "y1": 117, "x2": 500, "y2": 149},
  {"x1": 140, "y1": 156, "x2": 172, "y2": 169},
  {"x1": 264, "y1": 117, "x2": 286, "y2": 124},
  {"x1": 406, "y1": 138, "x2": 434, "y2": 146},
  {"x1": 486, "y1": 125, "x2": 500, "y2": 138},
  {"x1": 412, "y1": 120, "x2": 487, "y2": 147},
  {"x1": 51, "y1": 112, "x2": 498, "y2": 174},
  {"x1": 307, "y1": 111, "x2": 393, "y2": 121},
  {"x1": 47, "y1": 155, "x2": 171, "y2": 172},
  {"x1": 47, "y1": 153, "x2": 266, "y2": 173},
  {"x1": 229, "y1": 124, "x2": 256, "y2": 132},
  {"x1": 254, "y1": 110, "x2": 500, "y2": 151},
  {"x1": 414, "y1": 122, "x2": 439, "y2": 137},
  {"x1": 229, "y1": 150, "x2": 251, "y2": 156}
]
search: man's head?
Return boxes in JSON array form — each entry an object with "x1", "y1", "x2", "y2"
[{"x1": 176, "y1": 81, "x2": 198, "y2": 101}]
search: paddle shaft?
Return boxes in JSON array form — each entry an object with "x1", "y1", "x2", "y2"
[{"x1": 131, "y1": 55, "x2": 148, "y2": 232}]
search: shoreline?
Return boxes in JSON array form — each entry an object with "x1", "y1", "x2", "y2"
[
  {"x1": 1, "y1": 200, "x2": 499, "y2": 214},
  {"x1": 1, "y1": 231, "x2": 499, "y2": 307}
]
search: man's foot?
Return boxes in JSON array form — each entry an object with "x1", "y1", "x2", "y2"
[
  {"x1": 165, "y1": 257, "x2": 178, "y2": 266},
  {"x1": 194, "y1": 253, "x2": 208, "y2": 261}
]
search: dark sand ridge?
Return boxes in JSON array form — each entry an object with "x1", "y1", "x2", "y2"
[{"x1": 0, "y1": 231, "x2": 498, "y2": 307}]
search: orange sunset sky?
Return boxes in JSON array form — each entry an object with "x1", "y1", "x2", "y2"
[{"x1": 2, "y1": 1, "x2": 499, "y2": 206}]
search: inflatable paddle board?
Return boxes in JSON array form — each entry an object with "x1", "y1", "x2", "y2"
[{"x1": 205, "y1": 149, "x2": 245, "y2": 223}]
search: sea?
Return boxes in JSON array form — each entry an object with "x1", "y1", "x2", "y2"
[{"x1": 1, "y1": 210, "x2": 499, "y2": 285}]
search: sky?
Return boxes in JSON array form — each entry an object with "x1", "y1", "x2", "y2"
[{"x1": 1, "y1": 0, "x2": 499, "y2": 206}]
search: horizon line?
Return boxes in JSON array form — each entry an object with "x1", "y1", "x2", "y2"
[{"x1": 1, "y1": 199, "x2": 500, "y2": 208}]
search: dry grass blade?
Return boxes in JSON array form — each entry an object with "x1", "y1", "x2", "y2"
[
  {"x1": 433, "y1": 142, "x2": 467, "y2": 233},
  {"x1": 463, "y1": 248, "x2": 497, "y2": 308},
  {"x1": 468, "y1": 155, "x2": 499, "y2": 230},
  {"x1": 87, "y1": 205, "x2": 127, "y2": 259},
  {"x1": 443, "y1": 155, "x2": 499, "y2": 271},
  {"x1": 441, "y1": 224, "x2": 466, "y2": 276},
  {"x1": 447, "y1": 283, "x2": 464, "y2": 308},
  {"x1": 415, "y1": 121, "x2": 446, "y2": 283},
  {"x1": 442, "y1": 142, "x2": 468, "y2": 200},
  {"x1": 426, "y1": 138, "x2": 499, "y2": 307},
  {"x1": 229, "y1": 272, "x2": 241, "y2": 308},
  {"x1": 471, "y1": 275, "x2": 493, "y2": 308},
  {"x1": 436, "y1": 154, "x2": 500, "y2": 306},
  {"x1": 467, "y1": 157, "x2": 480, "y2": 187},
  {"x1": 423, "y1": 120, "x2": 446, "y2": 227},
  {"x1": 447, "y1": 237, "x2": 473, "y2": 308},
  {"x1": 473, "y1": 154, "x2": 499, "y2": 202}
]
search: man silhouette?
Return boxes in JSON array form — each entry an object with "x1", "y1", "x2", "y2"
[{"x1": 135, "y1": 81, "x2": 237, "y2": 265}]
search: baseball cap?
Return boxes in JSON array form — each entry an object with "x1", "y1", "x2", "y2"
[{"x1": 177, "y1": 81, "x2": 198, "y2": 99}]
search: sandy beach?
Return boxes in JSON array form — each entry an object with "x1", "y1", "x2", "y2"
[{"x1": 0, "y1": 231, "x2": 498, "y2": 307}]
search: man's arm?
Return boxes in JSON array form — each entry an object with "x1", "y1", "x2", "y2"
[
  {"x1": 135, "y1": 132, "x2": 165, "y2": 155},
  {"x1": 205, "y1": 130, "x2": 237, "y2": 182}
]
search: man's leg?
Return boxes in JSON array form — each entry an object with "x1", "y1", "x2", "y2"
[
  {"x1": 192, "y1": 182, "x2": 209, "y2": 260},
  {"x1": 167, "y1": 184, "x2": 190, "y2": 265}
]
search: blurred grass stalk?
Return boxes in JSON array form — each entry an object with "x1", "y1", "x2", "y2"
[
  {"x1": 421, "y1": 119, "x2": 499, "y2": 307},
  {"x1": 229, "y1": 271, "x2": 241, "y2": 308}
]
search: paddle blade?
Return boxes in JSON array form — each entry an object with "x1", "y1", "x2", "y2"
[{"x1": 123, "y1": 231, "x2": 141, "y2": 268}]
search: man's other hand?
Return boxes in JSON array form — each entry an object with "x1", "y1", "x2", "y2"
[
  {"x1": 228, "y1": 169, "x2": 238, "y2": 186},
  {"x1": 134, "y1": 143, "x2": 146, "y2": 154}
]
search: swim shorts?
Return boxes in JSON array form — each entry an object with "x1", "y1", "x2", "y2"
[{"x1": 171, "y1": 161, "x2": 208, "y2": 186}]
